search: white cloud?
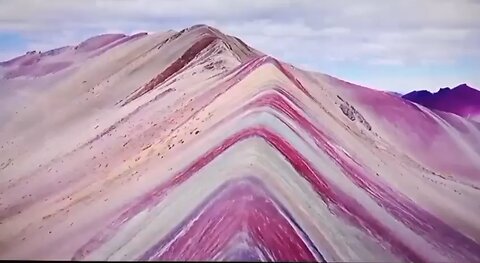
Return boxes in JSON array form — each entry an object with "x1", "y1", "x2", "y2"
[
  {"x1": 2, "y1": 0, "x2": 479, "y2": 63},
  {"x1": 0, "y1": 0, "x2": 479, "y2": 92}
]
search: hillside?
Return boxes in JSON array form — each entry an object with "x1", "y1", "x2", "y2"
[{"x1": 1, "y1": 25, "x2": 479, "y2": 262}]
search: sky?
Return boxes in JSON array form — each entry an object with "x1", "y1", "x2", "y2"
[{"x1": 0, "y1": 0, "x2": 479, "y2": 93}]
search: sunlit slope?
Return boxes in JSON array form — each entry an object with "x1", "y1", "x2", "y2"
[{"x1": 1, "y1": 25, "x2": 479, "y2": 262}]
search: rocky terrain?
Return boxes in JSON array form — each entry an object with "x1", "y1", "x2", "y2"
[{"x1": 0, "y1": 25, "x2": 479, "y2": 262}]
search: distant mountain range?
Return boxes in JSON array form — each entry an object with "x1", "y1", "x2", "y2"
[{"x1": 403, "y1": 84, "x2": 480, "y2": 121}]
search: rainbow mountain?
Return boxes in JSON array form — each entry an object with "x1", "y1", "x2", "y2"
[{"x1": 1, "y1": 24, "x2": 480, "y2": 262}]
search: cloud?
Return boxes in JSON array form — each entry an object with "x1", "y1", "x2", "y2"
[
  {"x1": 0, "y1": 0, "x2": 479, "y2": 92},
  {"x1": 2, "y1": 0, "x2": 479, "y2": 63}
]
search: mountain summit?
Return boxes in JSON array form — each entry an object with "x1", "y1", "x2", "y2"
[{"x1": 1, "y1": 25, "x2": 480, "y2": 262}]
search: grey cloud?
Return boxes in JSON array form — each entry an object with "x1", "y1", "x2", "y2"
[
  {"x1": 3, "y1": 0, "x2": 478, "y2": 30},
  {"x1": 211, "y1": 18, "x2": 479, "y2": 66},
  {"x1": 1, "y1": 0, "x2": 480, "y2": 69}
]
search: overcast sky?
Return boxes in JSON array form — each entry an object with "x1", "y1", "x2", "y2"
[{"x1": 0, "y1": 0, "x2": 479, "y2": 93}]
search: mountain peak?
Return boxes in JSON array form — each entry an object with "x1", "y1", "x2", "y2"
[
  {"x1": 454, "y1": 83, "x2": 477, "y2": 92},
  {"x1": 189, "y1": 23, "x2": 214, "y2": 30}
]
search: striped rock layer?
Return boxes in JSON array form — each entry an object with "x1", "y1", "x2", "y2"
[{"x1": 1, "y1": 25, "x2": 480, "y2": 262}]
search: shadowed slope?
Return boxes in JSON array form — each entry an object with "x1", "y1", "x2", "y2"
[{"x1": 324, "y1": 76, "x2": 480, "y2": 184}]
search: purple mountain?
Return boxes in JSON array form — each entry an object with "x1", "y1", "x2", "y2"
[{"x1": 403, "y1": 84, "x2": 480, "y2": 119}]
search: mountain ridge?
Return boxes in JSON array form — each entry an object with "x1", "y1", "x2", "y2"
[{"x1": 403, "y1": 83, "x2": 480, "y2": 121}]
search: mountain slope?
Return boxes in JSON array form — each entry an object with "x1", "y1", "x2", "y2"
[{"x1": 0, "y1": 25, "x2": 479, "y2": 262}]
